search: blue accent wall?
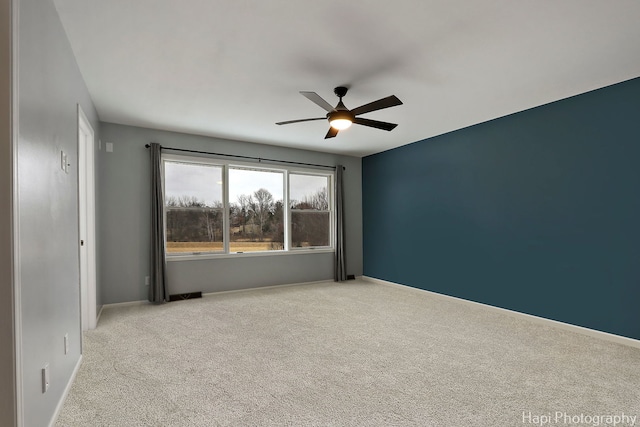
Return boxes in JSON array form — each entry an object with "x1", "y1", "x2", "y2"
[{"x1": 363, "y1": 77, "x2": 640, "y2": 340}]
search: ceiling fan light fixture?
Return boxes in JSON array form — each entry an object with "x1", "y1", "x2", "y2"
[
  {"x1": 329, "y1": 118, "x2": 352, "y2": 130},
  {"x1": 328, "y1": 110, "x2": 353, "y2": 130}
]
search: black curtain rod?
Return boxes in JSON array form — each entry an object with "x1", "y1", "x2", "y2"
[{"x1": 145, "y1": 144, "x2": 342, "y2": 170}]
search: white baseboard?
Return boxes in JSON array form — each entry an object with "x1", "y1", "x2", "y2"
[
  {"x1": 101, "y1": 280, "x2": 336, "y2": 309},
  {"x1": 203, "y1": 279, "x2": 335, "y2": 298},
  {"x1": 361, "y1": 276, "x2": 640, "y2": 350},
  {"x1": 101, "y1": 299, "x2": 150, "y2": 310},
  {"x1": 49, "y1": 354, "x2": 83, "y2": 427}
]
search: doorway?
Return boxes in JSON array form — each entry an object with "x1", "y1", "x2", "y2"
[{"x1": 78, "y1": 106, "x2": 97, "y2": 331}]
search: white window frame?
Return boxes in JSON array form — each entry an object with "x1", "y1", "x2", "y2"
[
  {"x1": 227, "y1": 164, "x2": 287, "y2": 254},
  {"x1": 162, "y1": 154, "x2": 335, "y2": 261},
  {"x1": 162, "y1": 154, "x2": 226, "y2": 257},
  {"x1": 288, "y1": 170, "x2": 334, "y2": 252}
]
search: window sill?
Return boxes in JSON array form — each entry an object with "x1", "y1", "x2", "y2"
[{"x1": 166, "y1": 248, "x2": 334, "y2": 262}]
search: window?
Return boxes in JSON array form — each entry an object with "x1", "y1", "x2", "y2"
[
  {"x1": 290, "y1": 173, "x2": 330, "y2": 248},
  {"x1": 164, "y1": 161, "x2": 224, "y2": 255},
  {"x1": 162, "y1": 155, "x2": 333, "y2": 258},
  {"x1": 228, "y1": 167, "x2": 284, "y2": 253}
]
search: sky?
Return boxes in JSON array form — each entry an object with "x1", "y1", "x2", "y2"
[{"x1": 164, "y1": 161, "x2": 328, "y2": 207}]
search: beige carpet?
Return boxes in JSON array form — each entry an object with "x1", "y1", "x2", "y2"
[{"x1": 56, "y1": 279, "x2": 640, "y2": 426}]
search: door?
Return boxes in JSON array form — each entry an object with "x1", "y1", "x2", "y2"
[{"x1": 78, "y1": 106, "x2": 97, "y2": 331}]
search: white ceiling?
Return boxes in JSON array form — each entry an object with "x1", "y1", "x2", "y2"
[{"x1": 53, "y1": 0, "x2": 640, "y2": 157}]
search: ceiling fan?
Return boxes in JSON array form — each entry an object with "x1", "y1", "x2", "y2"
[{"x1": 276, "y1": 86, "x2": 403, "y2": 139}]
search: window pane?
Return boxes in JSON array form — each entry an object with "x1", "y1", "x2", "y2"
[
  {"x1": 165, "y1": 208, "x2": 224, "y2": 253},
  {"x1": 164, "y1": 161, "x2": 223, "y2": 254},
  {"x1": 291, "y1": 211, "x2": 330, "y2": 247},
  {"x1": 290, "y1": 174, "x2": 329, "y2": 210},
  {"x1": 290, "y1": 173, "x2": 330, "y2": 248},
  {"x1": 229, "y1": 168, "x2": 284, "y2": 252}
]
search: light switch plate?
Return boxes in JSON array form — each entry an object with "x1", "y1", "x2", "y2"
[
  {"x1": 60, "y1": 151, "x2": 70, "y2": 174},
  {"x1": 106, "y1": 142, "x2": 113, "y2": 152}
]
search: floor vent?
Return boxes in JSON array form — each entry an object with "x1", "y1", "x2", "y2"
[
  {"x1": 169, "y1": 292, "x2": 203, "y2": 302},
  {"x1": 347, "y1": 274, "x2": 356, "y2": 280}
]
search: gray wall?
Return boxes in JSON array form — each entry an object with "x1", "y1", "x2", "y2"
[
  {"x1": 1, "y1": 0, "x2": 16, "y2": 425},
  {"x1": 17, "y1": 0, "x2": 100, "y2": 425},
  {"x1": 99, "y1": 122, "x2": 362, "y2": 304}
]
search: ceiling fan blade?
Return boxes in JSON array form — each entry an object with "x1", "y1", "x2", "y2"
[
  {"x1": 350, "y1": 95, "x2": 402, "y2": 116},
  {"x1": 353, "y1": 117, "x2": 398, "y2": 131},
  {"x1": 276, "y1": 117, "x2": 326, "y2": 125},
  {"x1": 325, "y1": 127, "x2": 339, "y2": 139},
  {"x1": 300, "y1": 91, "x2": 336, "y2": 112}
]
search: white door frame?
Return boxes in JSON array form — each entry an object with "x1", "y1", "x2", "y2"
[
  {"x1": 5, "y1": 0, "x2": 22, "y2": 425},
  {"x1": 78, "y1": 106, "x2": 97, "y2": 331}
]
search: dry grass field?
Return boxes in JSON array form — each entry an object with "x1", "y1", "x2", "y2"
[{"x1": 167, "y1": 241, "x2": 283, "y2": 253}]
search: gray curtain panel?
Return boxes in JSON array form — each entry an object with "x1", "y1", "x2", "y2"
[
  {"x1": 334, "y1": 165, "x2": 347, "y2": 281},
  {"x1": 150, "y1": 143, "x2": 168, "y2": 303}
]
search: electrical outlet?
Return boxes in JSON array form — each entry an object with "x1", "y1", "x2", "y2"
[
  {"x1": 42, "y1": 364, "x2": 50, "y2": 393},
  {"x1": 145, "y1": 276, "x2": 150, "y2": 286},
  {"x1": 64, "y1": 333, "x2": 69, "y2": 355},
  {"x1": 106, "y1": 142, "x2": 113, "y2": 152}
]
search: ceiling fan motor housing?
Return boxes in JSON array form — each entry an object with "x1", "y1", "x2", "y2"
[
  {"x1": 327, "y1": 109, "x2": 354, "y2": 122},
  {"x1": 328, "y1": 87, "x2": 353, "y2": 123}
]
